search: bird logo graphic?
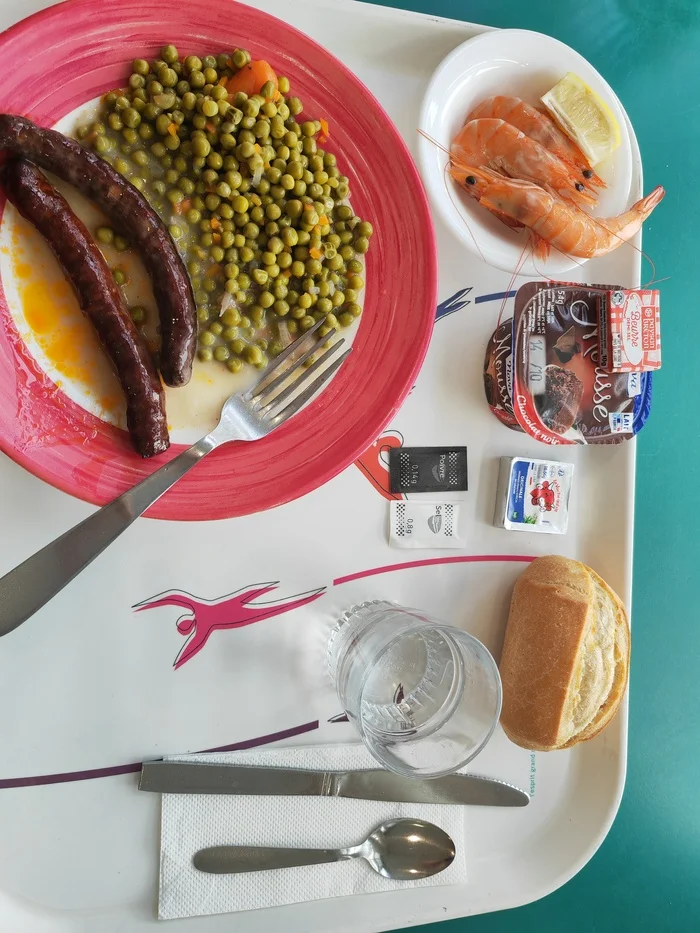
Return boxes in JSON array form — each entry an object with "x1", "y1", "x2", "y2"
[{"x1": 133, "y1": 583, "x2": 326, "y2": 669}]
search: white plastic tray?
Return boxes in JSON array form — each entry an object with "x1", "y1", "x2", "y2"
[{"x1": 0, "y1": 0, "x2": 639, "y2": 930}]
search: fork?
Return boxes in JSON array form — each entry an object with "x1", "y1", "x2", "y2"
[{"x1": 0, "y1": 318, "x2": 350, "y2": 637}]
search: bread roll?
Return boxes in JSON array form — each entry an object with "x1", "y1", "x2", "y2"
[{"x1": 499, "y1": 555, "x2": 630, "y2": 751}]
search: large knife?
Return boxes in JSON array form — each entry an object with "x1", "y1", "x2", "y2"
[{"x1": 139, "y1": 761, "x2": 529, "y2": 807}]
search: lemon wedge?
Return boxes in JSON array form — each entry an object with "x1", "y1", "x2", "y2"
[{"x1": 541, "y1": 72, "x2": 621, "y2": 166}]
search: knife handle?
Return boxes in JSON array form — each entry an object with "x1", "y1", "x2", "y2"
[{"x1": 193, "y1": 844, "x2": 346, "y2": 874}]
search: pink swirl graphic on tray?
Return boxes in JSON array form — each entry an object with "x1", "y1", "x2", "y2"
[
  {"x1": 354, "y1": 429, "x2": 404, "y2": 500},
  {"x1": 133, "y1": 583, "x2": 326, "y2": 669}
]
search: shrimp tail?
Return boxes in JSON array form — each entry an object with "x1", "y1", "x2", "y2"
[{"x1": 636, "y1": 185, "x2": 666, "y2": 218}]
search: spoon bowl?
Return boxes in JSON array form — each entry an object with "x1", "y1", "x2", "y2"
[{"x1": 359, "y1": 818, "x2": 456, "y2": 880}]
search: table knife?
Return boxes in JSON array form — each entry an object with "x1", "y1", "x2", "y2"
[{"x1": 139, "y1": 761, "x2": 529, "y2": 807}]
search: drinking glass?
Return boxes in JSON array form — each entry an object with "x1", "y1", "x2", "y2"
[{"x1": 327, "y1": 600, "x2": 502, "y2": 778}]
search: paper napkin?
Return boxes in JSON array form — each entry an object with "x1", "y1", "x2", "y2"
[{"x1": 158, "y1": 743, "x2": 468, "y2": 920}]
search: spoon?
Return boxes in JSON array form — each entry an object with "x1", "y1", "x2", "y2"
[{"x1": 192, "y1": 817, "x2": 455, "y2": 880}]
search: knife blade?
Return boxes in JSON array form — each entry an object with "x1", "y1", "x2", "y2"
[{"x1": 139, "y1": 761, "x2": 529, "y2": 807}]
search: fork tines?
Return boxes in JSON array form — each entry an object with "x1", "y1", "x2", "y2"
[{"x1": 245, "y1": 317, "x2": 351, "y2": 424}]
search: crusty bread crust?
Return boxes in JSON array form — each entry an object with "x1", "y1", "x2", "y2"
[{"x1": 499, "y1": 556, "x2": 630, "y2": 752}]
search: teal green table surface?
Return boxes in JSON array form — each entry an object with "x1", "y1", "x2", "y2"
[{"x1": 362, "y1": 0, "x2": 699, "y2": 930}]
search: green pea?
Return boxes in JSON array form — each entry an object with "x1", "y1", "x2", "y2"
[
  {"x1": 235, "y1": 141, "x2": 254, "y2": 160},
  {"x1": 129, "y1": 149, "x2": 148, "y2": 168},
  {"x1": 199, "y1": 330, "x2": 216, "y2": 347},
  {"x1": 159, "y1": 43, "x2": 177, "y2": 63},
  {"x1": 305, "y1": 258, "x2": 322, "y2": 276},
  {"x1": 285, "y1": 199, "x2": 303, "y2": 220},
  {"x1": 347, "y1": 274, "x2": 364, "y2": 290},
  {"x1": 338, "y1": 311, "x2": 354, "y2": 327},
  {"x1": 316, "y1": 297, "x2": 333, "y2": 315},
  {"x1": 114, "y1": 234, "x2": 130, "y2": 252},
  {"x1": 231, "y1": 48, "x2": 250, "y2": 69},
  {"x1": 242, "y1": 344, "x2": 261, "y2": 365},
  {"x1": 219, "y1": 172, "x2": 241, "y2": 193},
  {"x1": 93, "y1": 135, "x2": 112, "y2": 154},
  {"x1": 119, "y1": 104, "x2": 140, "y2": 127},
  {"x1": 273, "y1": 299, "x2": 289, "y2": 316},
  {"x1": 112, "y1": 268, "x2": 127, "y2": 286},
  {"x1": 211, "y1": 344, "x2": 229, "y2": 363},
  {"x1": 203, "y1": 277, "x2": 217, "y2": 293},
  {"x1": 159, "y1": 67, "x2": 178, "y2": 88},
  {"x1": 340, "y1": 244, "x2": 354, "y2": 261},
  {"x1": 167, "y1": 188, "x2": 185, "y2": 205},
  {"x1": 182, "y1": 54, "x2": 201, "y2": 72},
  {"x1": 256, "y1": 290, "x2": 273, "y2": 309},
  {"x1": 190, "y1": 70, "x2": 206, "y2": 88},
  {"x1": 198, "y1": 346, "x2": 214, "y2": 362},
  {"x1": 232, "y1": 195, "x2": 249, "y2": 213},
  {"x1": 224, "y1": 357, "x2": 241, "y2": 373},
  {"x1": 96, "y1": 226, "x2": 114, "y2": 245},
  {"x1": 246, "y1": 268, "x2": 267, "y2": 287},
  {"x1": 190, "y1": 135, "x2": 210, "y2": 158}
]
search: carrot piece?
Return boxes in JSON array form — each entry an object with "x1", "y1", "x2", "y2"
[
  {"x1": 309, "y1": 247, "x2": 322, "y2": 259},
  {"x1": 225, "y1": 60, "x2": 279, "y2": 99},
  {"x1": 205, "y1": 121, "x2": 216, "y2": 132},
  {"x1": 218, "y1": 76, "x2": 229, "y2": 88},
  {"x1": 206, "y1": 264, "x2": 222, "y2": 278},
  {"x1": 319, "y1": 118, "x2": 329, "y2": 137},
  {"x1": 173, "y1": 198, "x2": 191, "y2": 215},
  {"x1": 210, "y1": 217, "x2": 221, "y2": 230},
  {"x1": 167, "y1": 123, "x2": 178, "y2": 137},
  {"x1": 212, "y1": 232, "x2": 222, "y2": 243}
]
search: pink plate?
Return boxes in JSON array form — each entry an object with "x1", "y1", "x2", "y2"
[{"x1": 0, "y1": 0, "x2": 437, "y2": 520}]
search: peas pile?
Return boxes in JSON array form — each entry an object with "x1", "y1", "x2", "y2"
[{"x1": 77, "y1": 44, "x2": 372, "y2": 372}]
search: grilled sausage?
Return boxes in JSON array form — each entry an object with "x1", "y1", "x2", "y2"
[
  {"x1": 0, "y1": 114, "x2": 195, "y2": 387},
  {"x1": 3, "y1": 159, "x2": 169, "y2": 458}
]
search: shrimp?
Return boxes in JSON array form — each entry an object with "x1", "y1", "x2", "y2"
[
  {"x1": 451, "y1": 118, "x2": 597, "y2": 208},
  {"x1": 450, "y1": 164, "x2": 664, "y2": 259},
  {"x1": 467, "y1": 96, "x2": 605, "y2": 189}
]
